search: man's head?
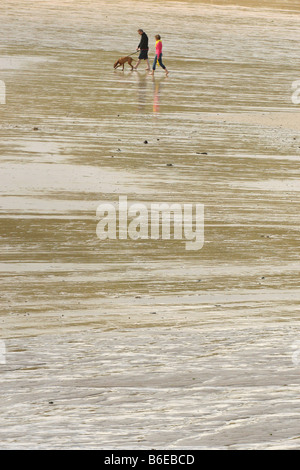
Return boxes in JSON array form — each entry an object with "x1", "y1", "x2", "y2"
[{"x1": 138, "y1": 29, "x2": 143, "y2": 35}]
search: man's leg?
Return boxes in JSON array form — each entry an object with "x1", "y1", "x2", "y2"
[{"x1": 133, "y1": 59, "x2": 141, "y2": 70}]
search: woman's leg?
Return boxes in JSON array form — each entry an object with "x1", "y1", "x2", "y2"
[
  {"x1": 157, "y1": 54, "x2": 166, "y2": 69},
  {"x1": 149, "y1": 55, "x2": 157, "y2": 75},
  {"x1": 158, "y1": 54, "x2": 169, "y2": 75},
  {"x1": 152, "y1": 55, "x2": 157, "y2": 71}
]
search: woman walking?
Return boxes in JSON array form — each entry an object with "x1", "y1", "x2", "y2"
[{"x1": 149, "y1": 35, "x2": 169, "y2": 76}]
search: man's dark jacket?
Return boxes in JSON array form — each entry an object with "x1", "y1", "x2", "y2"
[{"x1": 138, "y1": 32, "x2": 149, "y2": 50}]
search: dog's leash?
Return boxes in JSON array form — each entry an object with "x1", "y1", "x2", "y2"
[{"x1": 127, "y1": 51, "x2": 139, "y2": 57}]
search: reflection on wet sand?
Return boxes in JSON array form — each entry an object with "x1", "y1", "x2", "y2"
[
  {"x1": 113, "y1": 69, "x2": 166, "y2": 114},
  {"x1": 1, "y1": 0, "x2": 300, "y2": 451},
  {"x1": 152, "y1": 77, "x2": 164, "y2": 114},
  {"x1": 136, "y1": 72, "x2": 148, "y2": 112}
]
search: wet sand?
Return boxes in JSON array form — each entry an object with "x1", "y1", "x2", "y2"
[{"x1": 1, "y1": 0, "x2": 300, "y2": 449}]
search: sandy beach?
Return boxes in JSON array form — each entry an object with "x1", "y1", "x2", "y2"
[{"x1": 1, "y1": 0, "x2": 300, "y2": 450}]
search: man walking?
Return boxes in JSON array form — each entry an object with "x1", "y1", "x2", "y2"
[{"x1": 134, "y1": 29, "x2": 150, "y2": 71}]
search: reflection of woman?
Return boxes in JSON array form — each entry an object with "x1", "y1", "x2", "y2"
[
  {"x1": 153, "y1": 80, "x2": 160, "y2": 113},
  {"x1": 149, "y1": 35, "x2": 169, "y2": 76}
]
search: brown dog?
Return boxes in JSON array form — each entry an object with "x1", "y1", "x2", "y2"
[{"x1": 114, "y1": 56, "x2": 135, "y2": 71}]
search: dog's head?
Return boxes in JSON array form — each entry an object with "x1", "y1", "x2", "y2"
[{"x1": 113, "y1": 60, "x2": 119, "y2": 69}]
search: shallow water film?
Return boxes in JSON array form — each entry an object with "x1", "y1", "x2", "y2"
[{"x1": 1, "y1": 0, "x2": 300, "y2": 450}]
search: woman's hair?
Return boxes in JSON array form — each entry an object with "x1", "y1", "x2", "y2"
[{"x1": 155, "y1": 34, "x2": 161, "y2": 40}]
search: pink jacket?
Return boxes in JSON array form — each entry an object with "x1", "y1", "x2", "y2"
[{"x1": 156, "y1": 40, "x2": 162, "y2": 56}]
